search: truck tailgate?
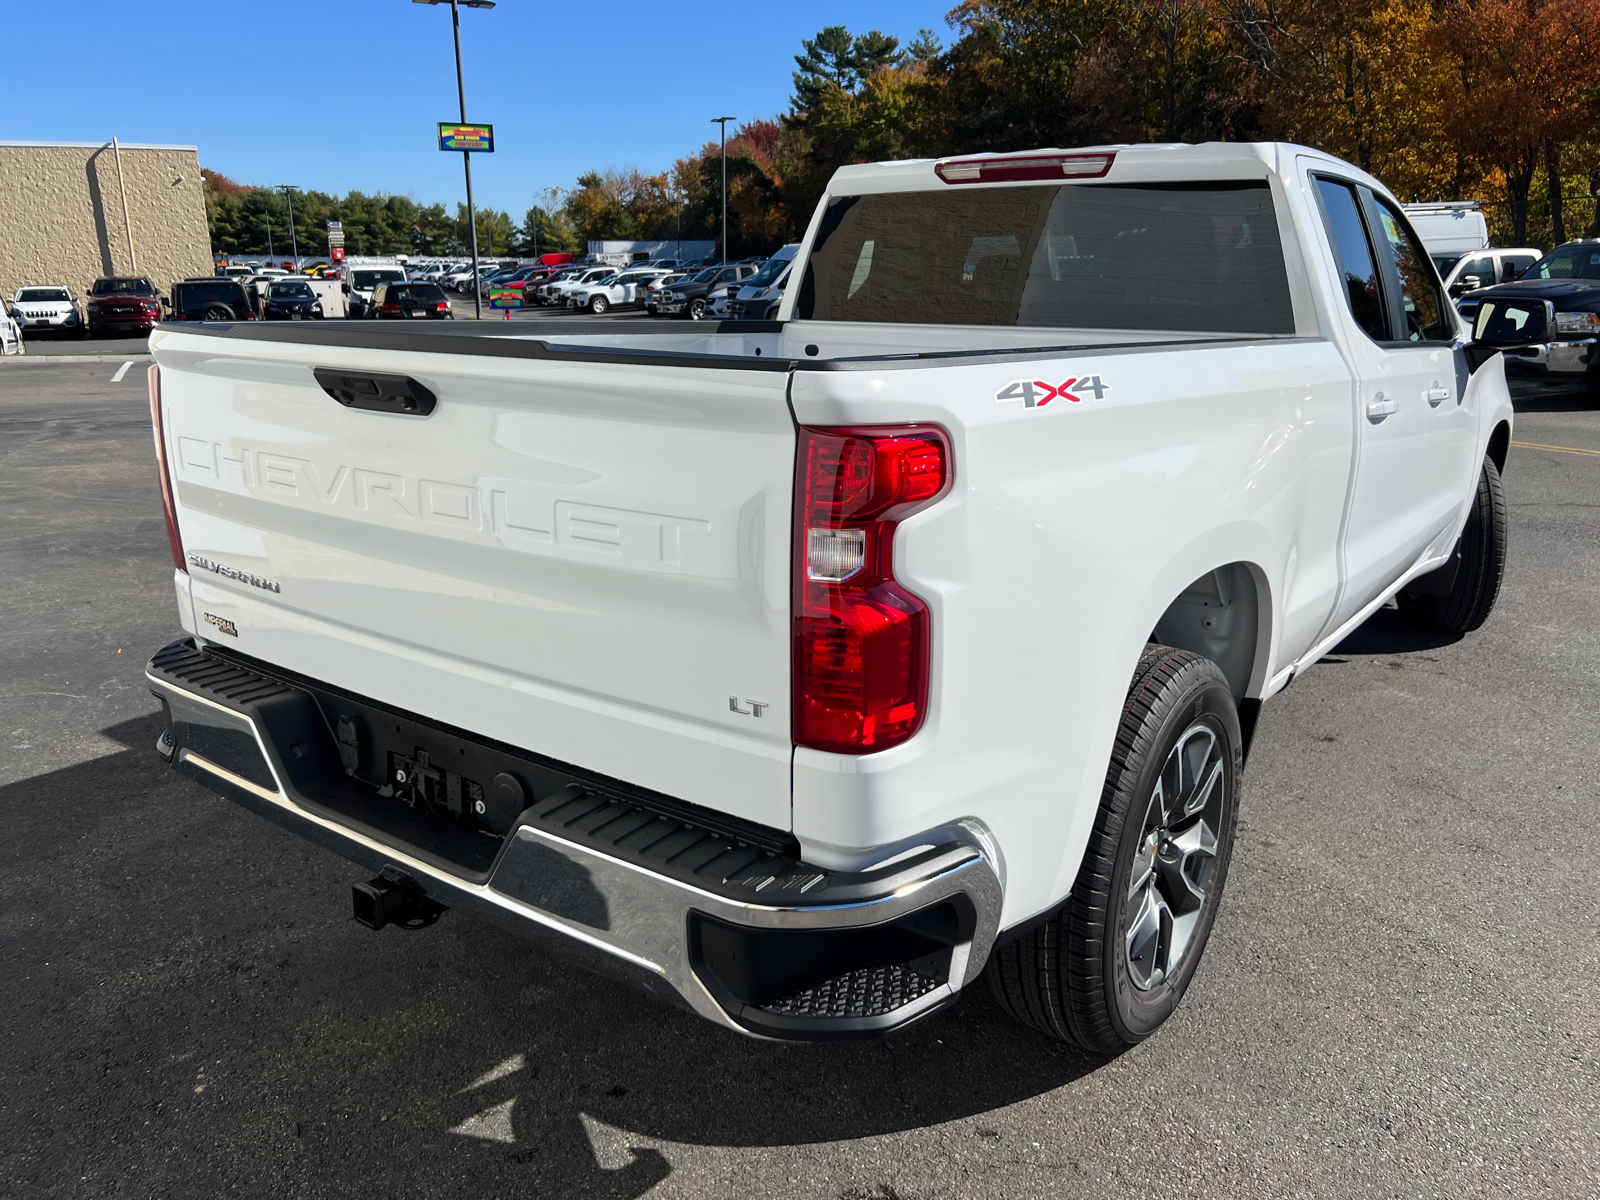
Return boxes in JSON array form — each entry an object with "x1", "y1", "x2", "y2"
[{"x1": 152, "y1": 328, "x2": 796, "y2": 829}]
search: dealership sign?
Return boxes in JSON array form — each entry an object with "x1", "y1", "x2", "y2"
[{"x1": 439, "y1": 123, "x2": 494, "y2": 153}]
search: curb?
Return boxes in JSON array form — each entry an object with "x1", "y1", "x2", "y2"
[{"x1": 0, "y1": 354, "x2": 153, "y2": 364}]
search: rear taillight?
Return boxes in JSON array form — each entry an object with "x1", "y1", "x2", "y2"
[
  {"x1": 436, "y1": 301, "x2": 450, "y2": 312},
  {"x1": 148, "y1": 365, "x2": 186, "y2": 573},
  {"x1": 793, "y1": 426, "x2": 950, "y2": 754},
  {"x1": 382, "y1": 302, "x2": 402, "y2": 314}
]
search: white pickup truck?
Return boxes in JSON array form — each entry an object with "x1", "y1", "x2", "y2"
[{"x1": 144, "y1": 142, "x2": 1513, "y2": 1047}]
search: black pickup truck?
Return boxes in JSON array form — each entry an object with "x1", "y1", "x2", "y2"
[{"x1": 1458, "y1": 240, "x2": 1600, "y2": 400}]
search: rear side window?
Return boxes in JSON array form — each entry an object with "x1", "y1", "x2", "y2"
[
  {"x1": 797, "y1": 181, "x2": 1294, "y2": 334},
  {"x1": 1530, "y1": 247, "x2": 1600, "y2": 280},
  {"x1": 1313, "y1": 179, "x2": 1387, "y2": 341},
  {"x1": 1501, "y1": 256, "x2": 1535, "y2": 281}
]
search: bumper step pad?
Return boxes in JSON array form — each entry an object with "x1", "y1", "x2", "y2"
[{"x1": 761, "y1": 963, "x2": 943, "y2": 1020}]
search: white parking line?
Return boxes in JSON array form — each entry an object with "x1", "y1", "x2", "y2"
[{"x1": 110, "y1": 361, "x2": 133, "y2": 383}]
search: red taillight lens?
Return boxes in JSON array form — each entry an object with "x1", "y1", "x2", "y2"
[
  {"x1": 436, "y1": 301, "x2": 449, "y2": 311},
  {"x1": 148, "y1": 365, "x2": 186, "y2": 573},
  {"x1": 934, "y1": 151, "x2": 1115, "y2": 184},
  {"x1": 382, "y1": 302, "x2": 402, "y2": 314},
  {"x1": 794, "y1": 426, "x2": 950, "y2": 754}
]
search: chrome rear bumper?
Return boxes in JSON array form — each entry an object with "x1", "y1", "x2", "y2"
[{"x1": 147, "y1": 642, "x2": 1002, "y2": 1040}]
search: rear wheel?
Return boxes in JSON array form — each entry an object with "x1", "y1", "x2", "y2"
[
  {"x1": 1399, "y1": 455, "x2": 1507, "y2": 635},
  {"x1": 987, "y1": 646, "x2": 1241, "y2": 1052}
]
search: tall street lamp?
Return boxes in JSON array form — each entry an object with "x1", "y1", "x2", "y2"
[
  {"x1": 415, "y1": 0, "x2": 495, "y2": 318},
  {"x1": 711, "y1": 116, "x2": 735, "y2": 264},
  {"x1": 277, "y1": 186, "x2": 300, "y2": 265}
]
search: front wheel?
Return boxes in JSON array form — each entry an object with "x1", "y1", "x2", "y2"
[
  {"x1": 1399, "y1": 455, "x2": 1507, "y2": 635},
  {"x1": 588, "y1": 295, "x2": 609, "y2": 314},
  {"x1": 987, "y1": 646, "x2": 1241, "y2": 1052},
  {"x1": 688, "y1": 298, "x2": 707, "y2": 320}
]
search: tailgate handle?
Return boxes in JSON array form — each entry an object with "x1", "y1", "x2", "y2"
[{"x1": 313, "y1": 368, "x2": 437, "y2": 416}]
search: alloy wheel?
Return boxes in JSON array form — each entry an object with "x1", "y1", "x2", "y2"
[{"x1": 1125, "y1": 722, "x2": 1227, "y2": 991}]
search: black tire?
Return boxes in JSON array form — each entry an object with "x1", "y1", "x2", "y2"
[
  {"x1": 199, "y1": 304, "x2": 234, "y2": 322},
  {"x1": 1399, "y1": 455, "x2": 1507, "y2": 635},
  {"x1": 987, "y1": 645, "x2": 1241, "y2": 1052},
  {"x1": 688, "y1": 298, "x2": 707, "y2": 320},
  {"x1": 589, "y1": 295, "x2": 609, "y2": 314}
]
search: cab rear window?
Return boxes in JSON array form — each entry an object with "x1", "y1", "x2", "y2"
[
  {"x1": 382, "y1": 285, "x2": 446, "y2": 302},
  {"x1": 797, "y1": 181, "x2": 1294, "y2": 334}
]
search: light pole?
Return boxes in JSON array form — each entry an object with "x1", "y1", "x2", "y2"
[
  {"x1": 415, "y1": 0, "x2": 495, "y2": 318},
  {"x1": 712, "y1": 116, "x2": 735, "y2": 264},
  {"x1": 264, "y1": 209, "x2": 273, "y2": 260},
  {"x1": 277, "y1": 186, "x2": 299, "y2": 265}
]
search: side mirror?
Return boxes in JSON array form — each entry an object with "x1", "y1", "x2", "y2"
[
  {"x1": 161, "y1": 296, "x2": 171, "y2": 308},
  {"x1": 1461, "y1": 274, "x2": 1482, "y2": 291},
  {"x1": 341, "y1": 283, "x2": 349, "y2": 294}
]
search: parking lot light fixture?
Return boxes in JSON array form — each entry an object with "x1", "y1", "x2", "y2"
[
  {"x1": 415, "y1": 0, "x2": 495, "y2": 318},
  {"x1": 712, "y1": 117, "x2": 735, "y2": 264}
]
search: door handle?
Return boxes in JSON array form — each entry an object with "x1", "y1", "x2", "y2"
[
  {"x1": 1365, "y1": 392, "x2": 1398, "y2": 422},
  {"x1": 1425, "y1": 383, "x2": 1451, "y2": 407}
]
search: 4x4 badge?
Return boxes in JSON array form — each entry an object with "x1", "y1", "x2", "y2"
[{"x1": 996, "y1": 375, "x2": 1110, "y2": 408}]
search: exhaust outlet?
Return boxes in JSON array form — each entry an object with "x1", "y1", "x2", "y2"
[{"x1": 352, "y1": 877, "x2": 445, "y2": 931}]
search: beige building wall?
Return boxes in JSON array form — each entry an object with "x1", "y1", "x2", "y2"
[{"x1": 0, "y1": 141, "x2": 213, "y2": 302}]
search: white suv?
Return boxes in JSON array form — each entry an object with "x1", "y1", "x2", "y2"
[
  {"x1": 10, "y1": 285, "x2": 82, "y2": 338},
  {"x1": 541, "y1": 267, "x2": 617, "y2": 308},
  {"x1": 568, "y1": 269, "x2": 671, "y2": 315}
]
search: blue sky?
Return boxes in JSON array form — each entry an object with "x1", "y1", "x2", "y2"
[{"x1": 5, "y1": 0, "x2": 953, "y2": 215}]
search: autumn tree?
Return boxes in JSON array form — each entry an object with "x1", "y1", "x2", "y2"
[{"x1": 1430, "y1": 0, "x2": 1600, "y2": 242}]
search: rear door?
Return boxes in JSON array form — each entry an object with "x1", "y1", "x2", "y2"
[
  {"x1": 1306, "y1": 170, "x2": 1477, "y2": 629},
  {"x1": 155, "y1": 331, "x2": 798, "y2": 828}
]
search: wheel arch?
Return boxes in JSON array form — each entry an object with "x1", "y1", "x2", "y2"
[
  {"x1": 1486, "y1": 419, "x2": 1511, "y2": 475},
  {"x1": 1150, "y1": 561, "x2": 1273, "y2": 706}
]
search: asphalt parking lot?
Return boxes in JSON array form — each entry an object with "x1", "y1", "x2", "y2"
[{"x1": 1, "y1": 359, "x2": 1596, "y2": 1199}]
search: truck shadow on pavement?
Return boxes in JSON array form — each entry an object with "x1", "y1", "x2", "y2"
[
  {"x1": 1, "y1": 710, "x2": 1103, "y2": 1199},
  {"x1": 1507, "y1": 383, "x2": 1594, "y2": 413},
  {"x1": 1327, "y1": 606, "x2": 1465, "y2": 657}
]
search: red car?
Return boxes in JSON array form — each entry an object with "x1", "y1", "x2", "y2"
[
  {"x1": 85, "y1": 276, "x2": 162, "y2": 337},
  {"x1": 501, "y1": 253, "x2": 576, "y2": 292},
  {"x1": 500, "y1": 265, "x2": 569, "y2": 293}
]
